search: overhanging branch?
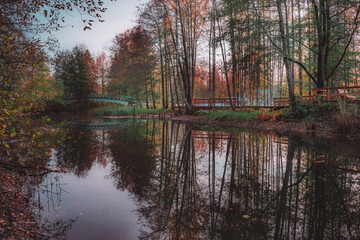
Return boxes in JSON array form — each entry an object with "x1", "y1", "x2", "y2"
[
  {"x1": 251, "y1": 1, "x2": 318, "y2": 86},
  {"x1": 326, "y1": 4, "x2": 360, "y2": 81}
]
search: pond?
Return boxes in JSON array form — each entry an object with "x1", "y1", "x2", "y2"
[{"x1": 34, "y1": 118, "x2": 360, "y2": 240}]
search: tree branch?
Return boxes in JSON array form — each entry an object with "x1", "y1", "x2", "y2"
[
  {"x1": 326, "y1": 4, "x2": 360, "y2": 81},
  {"x1": 251, "y1": 1, "x2": 318, "y2": 85}
]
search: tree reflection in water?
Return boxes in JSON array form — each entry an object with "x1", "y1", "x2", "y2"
[
  {"x1": 109, "y1": 120, "x2": 158, "y2": 199},
  {"x1": 51, "y1": 119, "x2": 360, "y2": 239},
  {"x1": 109, "y1": 120, "x2": 360, "y2": 240},
  {"x1": 56, "y1": 126, "x2": 112, "y2": 177}
]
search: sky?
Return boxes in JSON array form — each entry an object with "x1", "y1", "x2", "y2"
[{"x1": 51, "y1": 0, "x2": 147, "y2": 56}]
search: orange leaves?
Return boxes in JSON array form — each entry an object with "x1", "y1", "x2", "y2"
[
  {"x1": 257, "y1": 111, "x2": 279, "y2": 121},
  {"x1": 0, "y1": 170, "x2": 39, "y2": 239}
]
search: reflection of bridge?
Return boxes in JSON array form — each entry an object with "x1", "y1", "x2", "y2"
[
  {"x1": 191, "y1": 131, "x2": 241, "y2": 140},
  {"x1": 68, "y1": 120, "x2": 144, "y2": 131},
  {"x1": 65, "y1": 93, "x2": 136, "y2": 105}
]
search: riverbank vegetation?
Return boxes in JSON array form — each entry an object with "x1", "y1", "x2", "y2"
[
  {"x1": 333, "y1": 102, "x2": 360, "y2": 135},
  {"x1": 188, "y1": 100, "x2": 360, "y2": 138},
  {"x1": 0, "y1": 2, "x2": 111, "y2": 238}
]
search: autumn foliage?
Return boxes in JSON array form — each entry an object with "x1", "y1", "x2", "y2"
[
  {"x1": 108, "y1": 26, "x2": 156, "y2": 107},
  {"x1": 257, "y1": 110, "x2": 279, "y2": 122}
]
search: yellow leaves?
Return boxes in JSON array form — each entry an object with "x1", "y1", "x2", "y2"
[{"x1": 243, "y1": 215, "x2": 250, "y2": 219}]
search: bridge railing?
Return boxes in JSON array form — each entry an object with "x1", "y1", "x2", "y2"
[
  {"x1": 274, "y1": 86, "x2": 360, "y2": 108},
  {"x1": 65, "y1": 93, "x2": 136, "y2": 103},
  {"x1": 274, "y1": 97, "x2": 290, "y2": 108},
  {"x1": 312, "y1": 86, "x2": 360, "y2": 102}
]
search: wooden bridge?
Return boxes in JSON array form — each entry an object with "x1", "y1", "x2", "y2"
[
  {"x1": 192, "y1": 131, "x2": 236, "y2": 140},
  {"x1": 192, "y1": 86, "x2": 360, "y2": 110},
  {"x1": 65, "y1": 93, "x2": 136, "y2": 105},
  {"x1": 274, "y1": 86, "x2": 360, "y2": 108}
]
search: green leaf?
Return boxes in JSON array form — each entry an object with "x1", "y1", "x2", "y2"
[{"x1": 11, "y1": 128, "x2": 16, "y2": 136}]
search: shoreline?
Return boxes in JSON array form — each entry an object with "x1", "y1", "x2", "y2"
[
  {"x1": 171, "y1": 115, "x2": 335, "y2": 139},
  {"x1": 103, "y1": 113, "x2": 352, "y2": 140}
]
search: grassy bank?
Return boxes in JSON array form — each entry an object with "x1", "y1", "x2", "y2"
[
  {"x1": 95, "y1": 106, "x2": 170, "y2": 117},
  {"x1": 194, "y1": 109, "x2": 278, "y2": 121},
  {"x1": 96, "y1": 102, "x2": 360, "y2": 138},
  {"x1": 195, "y1": 110, "x2": 257, "y2": 121}
]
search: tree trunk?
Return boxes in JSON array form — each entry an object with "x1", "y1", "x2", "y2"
[{"x1": 276, "y1": 0, "x2": 296, "y2": 108}]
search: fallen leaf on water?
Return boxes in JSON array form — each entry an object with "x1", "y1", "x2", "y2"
[{"x1": 243, "y1": 215, "x2": 250, "y2": 219}]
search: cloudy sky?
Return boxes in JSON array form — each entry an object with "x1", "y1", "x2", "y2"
[{"x1": 52, "y1": 0, "x2": 147, "y2": 55}]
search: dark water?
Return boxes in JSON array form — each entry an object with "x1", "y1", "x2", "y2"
[{"x1": 35, "y1": 119, "x2": 360, "y2": 240}]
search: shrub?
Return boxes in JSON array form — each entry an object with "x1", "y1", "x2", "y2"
[
  {"x1": 257, "y1": 110, "x2": 279, "y2": 121},
  {"x1": 332, "y1": 102, "x2": 360, "y2": 135},
  {"x1": 281, "y1": 98, "x2": 337, "y2": 123}
]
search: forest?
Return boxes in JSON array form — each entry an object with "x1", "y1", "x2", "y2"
[
  {"x1": 3, "y1": 0, "x2": 360, "y2": 117},
  {"x1": 100, "y1": 0, "x2": 360, "y2": 112}
]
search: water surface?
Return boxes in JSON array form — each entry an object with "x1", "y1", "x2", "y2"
[{"x1": 35, "y1": 119, "x2": 360, "y2": 239}]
